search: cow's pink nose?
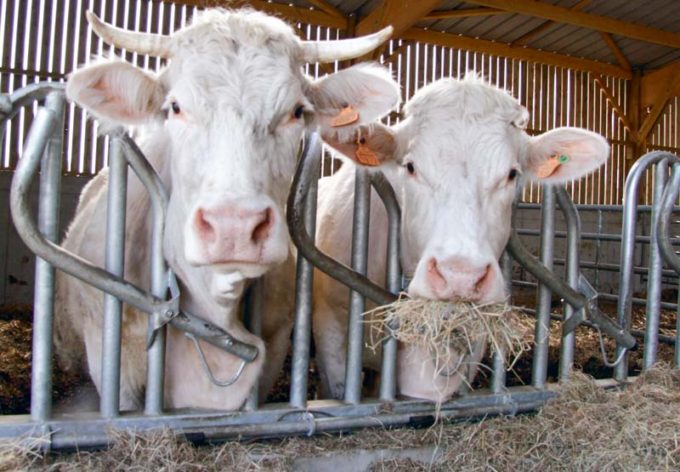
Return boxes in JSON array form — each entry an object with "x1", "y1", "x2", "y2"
[
  {"x1": 192, "y1": 205, "x2": 274, "y2": 264},
  {"x1": 425, "y1": 257, "x2": 494, "y2": 302}
]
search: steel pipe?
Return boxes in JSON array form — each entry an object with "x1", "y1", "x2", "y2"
[
  {"x1": 100, "y1": 135, "x2": 128, "y2": 418},
  {"x1": 30, "y1": 93, "x2": 65, "y2": 422},
  {"x1": 344, "y1": 168, "x2": 372, "y2": 404},
  {"x1": 555, "y1": 187, "x2": 580, "y2": 382},
  {"x1": 371, "y1": 172, "x2": 401, "y2": 402},
  {"x1": 643, "y1": 160, "x2": 668, "y2": 369},
  {"x1": 615, "y1": 151, "x2": 678, "y2": 380},
  {"x1": 290, "y1": 135, "x2": 321, "y2": 408}
]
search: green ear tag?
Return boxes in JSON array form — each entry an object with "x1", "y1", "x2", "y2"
[{"x1": 558, "y1": 154, "x2": 569, "y2": 164}]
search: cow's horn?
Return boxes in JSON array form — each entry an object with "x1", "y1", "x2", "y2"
[
  {"x1": 301, "y1": 25, "x2": 393, "y2": 63},
  {"x1": 86, "y1": 11, "x2": 171, "y2": 58}
]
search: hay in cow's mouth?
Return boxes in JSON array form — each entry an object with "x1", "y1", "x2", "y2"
[{"x1": 364, "y1": 295, "x2": 532, "y2": 377}]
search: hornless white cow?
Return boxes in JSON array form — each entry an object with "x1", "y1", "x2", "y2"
[
  {"x1": 313, "y1": 76, "x2": 609, "y2": 402},
  {"x1": 55, "y1": 9, "x2": 400, "y2": 410}
]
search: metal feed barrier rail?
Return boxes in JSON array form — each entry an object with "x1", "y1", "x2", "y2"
[{"x1": 0, "y1": 83, "x2": 672, "y2": 450}]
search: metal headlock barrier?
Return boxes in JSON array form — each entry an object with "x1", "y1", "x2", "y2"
[{"x1": 0, "y1": 83, "x2": 675, "y2": 450}]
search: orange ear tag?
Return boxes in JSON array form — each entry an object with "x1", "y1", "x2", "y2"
[
  {"x1": 355, "y1": 138, "x2": 381, "y2": 166},
  {"x1": 536, "y1": 153, "x2": 569, "y2": 178},
  {"x1": 331, "y1": 105, "x2": 360, "y2": 127}
]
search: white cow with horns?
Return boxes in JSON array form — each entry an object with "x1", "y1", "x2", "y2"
[
  {"x1": 314, "y1": 76, "x2": 609, "y2": 402},
  {"x1": 56, "y1": 8, "x2": 400, "y2": 410}
]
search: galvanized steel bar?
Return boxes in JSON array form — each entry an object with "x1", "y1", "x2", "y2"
[
  {"x1": 643, "y1": 160, "x2": 668, "y2": 369},
  {"x1": 100, "y1": 135, "x2": 128, "y2": 418},
  {"x1": 655, "y1": 161, "x2": 680, "y2": 366},
  {"x1": 290, "y1": 135, "x2": 321, "y2": 409},
  {"x1": 615, "y1": 151, "x2": 677, "y2": 380},
  {"x1": 532, "y1": 186, "x2": 555, "y2": 389},
  {"x1": 492, "y1": 251, "x2": 514, "y2": 393},
  {"x1": 287, "y1": 135, "x2": 395, "y2": 307},
  {"x1": 555, "y1": 187, "x2": 580, "y2": 382},
  {"x1": 30, "y1": 93, "x2": 64, "y2": 422},
  {"x1": 117, "y1": 134, "x2": 171, "y2": 415},
  {"x1": 345, "y1": 168, "x2": 372, "y2": 404},
  {"x1": 371, "y1": 172, "x2": 401, "y2": 402},
  {"x1": 245, "y1": 277, "x2": 264, "y2": 410}
]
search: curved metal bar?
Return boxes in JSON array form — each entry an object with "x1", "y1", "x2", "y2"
[
  {"x1": 614, "y1": 151, "x2": 680, "y2": 379},
  {"x1": 370, "y1": 171, "x2": 402, "y2": 401},
  {"x1": 287, "y1": 132, "x2": 397, "y2": 307},
  {"x1": 9, "y1": 117, "x2": 257, "y2": 363},
  {"x1": 657, "y1": 162, "x2": 680, "y2": 275},
  {"x1": 506, "y1": 196, "x2": 636, "y2": 351},
  {"x1": 555, "y1": 186, "x2": 581, "y2": 380},
  {"x1": 0, "y1": 82, "x2": 66, "y2": 122}
]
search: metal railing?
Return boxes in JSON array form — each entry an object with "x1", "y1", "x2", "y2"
[{"x1": 0, "y1": 83, "x2": 675, "y2": 450}]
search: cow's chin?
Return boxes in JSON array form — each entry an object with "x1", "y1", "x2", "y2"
[{"x1": 206, "y1": 266, "x2": 266, "y2": 306}]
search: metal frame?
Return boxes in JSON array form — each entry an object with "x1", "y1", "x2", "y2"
[{"x1": 0, "y1": 84, "x2": 675, "y2": 450}]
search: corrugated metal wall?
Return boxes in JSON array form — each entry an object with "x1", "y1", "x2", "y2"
[{"x1": 0, "y1": 1, "x2": 677, "y2": 205}]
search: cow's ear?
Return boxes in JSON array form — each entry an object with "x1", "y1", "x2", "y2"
[
  {"x1": 309, "y1": 63, "x2": 400, "y2": 144},
  {"x1": 66, "y1": 61, "x2": 165, "y2": 125},
  {"x1": 322, "y1": 123, "x2": 397, "y2": 167},
  {"x1": 523, "y1": 127, "x2": 609, "y2": 183}
]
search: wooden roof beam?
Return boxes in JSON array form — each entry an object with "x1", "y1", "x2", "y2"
[
  {"x1": 641, "y1": 60, "x2": 680, "y2": 109},
  {"x1": 400, "y1": 28, "x2": 632, "y2": 79},
  {"x1": 302, "y1": 0, "x2": 346, "y2": 22},
  {"x1": 599, "y1": 33, "x2": 632, "y2": 72},
  {"x1": 175, "y1": 1, "x2": 347, "y2": 30},
  {"x1": 356, "y1": 0, "x2": 442, "y2": 38},
  {"x1": 422, "y1": 8, "x2": 505, "y2": 21},
  {"x1": 467, "y1": 0, "x2": 680, "y2": 49}
]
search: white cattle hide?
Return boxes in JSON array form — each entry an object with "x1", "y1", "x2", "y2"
[
  {"x1": 55, "y1": 8, "x2": 400, "y2": 410},
  {"x1": 314, "y1": 76, "x2": 609, "y2": 402}
]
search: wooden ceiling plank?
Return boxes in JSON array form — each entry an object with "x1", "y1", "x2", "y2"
[
  {"x1": 467, "y1": 0, "x2": 680, "y2": 49},
  {"x1": 303, "y1": 0, "x2": 346, "y2": 22},
  {"x1": 422, "y1": 7, "x2": 505, "y2": 21},
  {"x1": 510, "y1": 0, "x2": 591, "y2": 47},
  {"x1": 593, "y1": 75, "x2": 638, "y2": 140},
  {"x1": 173, "y1": 0, "x2": 347, "y2": 30},
  {"x1": 599, "y1": 32, "x2": 632, "y2": 72},
  {"x1": 401, "y1": 27, "x2": 632, "y2": 79},
  {"x1": 356, "y1": 0, "x2": 442, "y2": 37}
]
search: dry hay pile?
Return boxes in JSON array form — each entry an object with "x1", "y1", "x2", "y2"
[
  {"x1": 0, "y1": 307, "x2": 83, "y2": 414},
  {"x1": 6, "y1": 366, "x2": 680, "y2": 471},
  {"x1": 364, "y1": 297, "x2": 532, "y2": 377}
]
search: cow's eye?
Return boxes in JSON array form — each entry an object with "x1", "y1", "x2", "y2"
[
  {"x1": 405, "y1": 162, "x2": 416, "y2": 175},
  {"x1": 508, "y1": 168, "x2": 520, "y2": 181},
  {"x1": 293, "y1": 104, "x2": 305, "y2": 120},
  {"x1": 170, "y1": 101, "x2": 181, "y2": 115}
]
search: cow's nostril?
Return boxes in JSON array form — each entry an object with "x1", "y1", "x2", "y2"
[
  {"x1": 251, "y1": 208, "x2": 273, "y2": 244},
  {"x1": 195, "y1": 209, "x2": 216, "y2": 244},
  {"x1": 474, "y1": 264, "x2": 493, "y2": 293}
]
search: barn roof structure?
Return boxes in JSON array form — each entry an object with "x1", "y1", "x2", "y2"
[{"x1": 192, "y1": 0, "x2": 680, "y2": 157}]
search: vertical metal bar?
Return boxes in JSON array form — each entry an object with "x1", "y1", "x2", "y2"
[
  {"x1": 492, "y1": 251, "x2": 513, "y2": 393},
  {"x1": 532, "y1": 185, "x2": 554, "y2": 389},
  {"x1": 100, "y1": 134, "x2": 127, "y2": 418},
  {"x1": 556, "y1": 187, "x2": 581, "y2": 382},
  {"x1": 290, "y1": 142, "x2": 320, "y2": 409},
  {"x1": 345, "y1": 168, "x2": 371, "y2": 404},
  {"x1": 245, "y1": 277, "x2": 264, "y2": 410},
  {"x1": 615, "y1": 152, "x2": 672, "y2": 380},
  {"x1": 30, "y1": 92, "x2": 64, "y2": 422},
  {"x1": 144, "y1": 159, "x2": 168, "y2": 416},
  {"x1": 643, "y1": 160, "x2": 668, "y2": 369},
  {"x1": 371, "y1": 173, "x2": 401, "y2": 402}
]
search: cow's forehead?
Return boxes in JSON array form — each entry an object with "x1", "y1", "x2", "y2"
[
  {"x1": 404, "y1": 77, "x2": 526, "y2": 127},
  {"x1": 170, "y1": 9, "x2": 302, "y2": 60}
]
